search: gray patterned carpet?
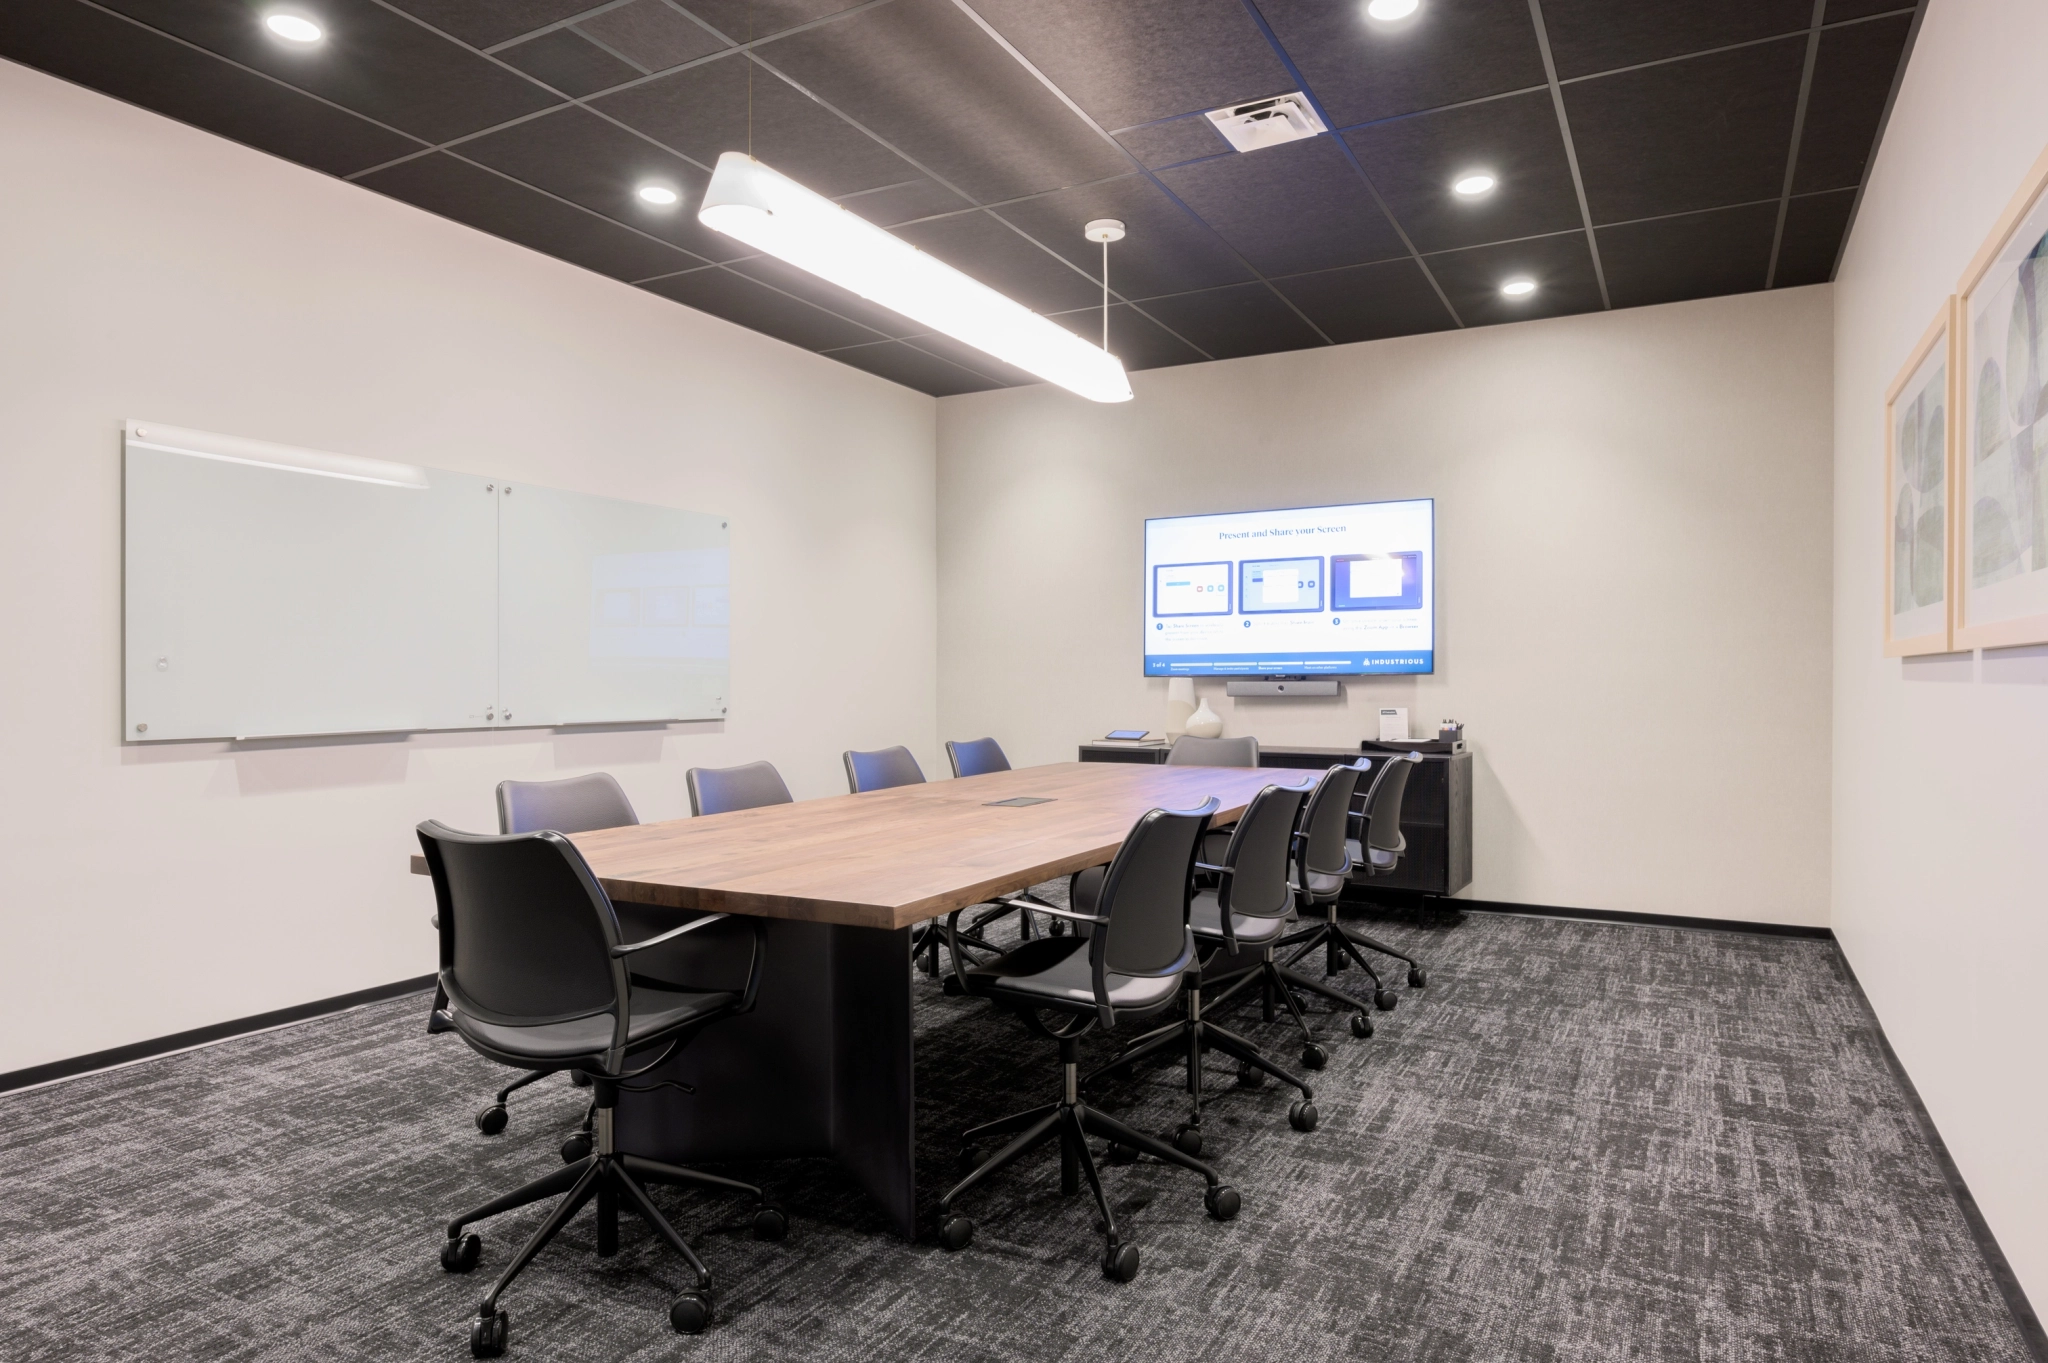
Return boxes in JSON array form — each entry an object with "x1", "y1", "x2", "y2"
[{"x1": 0, "y1": 904, "x2": 2033, "y2": 1362}]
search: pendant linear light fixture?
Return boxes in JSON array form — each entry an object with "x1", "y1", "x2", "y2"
[{"x1": 699, "y1": 153, "x2": 1134, "y2": 403}]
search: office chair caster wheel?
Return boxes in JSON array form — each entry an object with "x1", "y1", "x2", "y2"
[
  {"x1": 941, "y1": 974, "x2": 964, "y2": 995},
  {"x1": 938, "y1": 1215, "x2": 974, "y2": 1251},
  {"x1": 752, "y1": 1206, "x2": 789, "y2": 1241},
  {"x1": 1409, "y1": 966, "x2": 1427, "y2": 988},
  {"x1": 1048, "y1": 918, "x2": 1067, "y2": 937},
  {"x1": 1375, "y1": 989, "x2": 1398, "y2": 1012},
  {"x1": 1289, "y1": 990, "x2": 1310, "y2": 1014},
  {"x1": 1204, "y1": 1184, "x2": 1241, "y2": 1221},
  {"x1": 669, "y1": 1290, "x2": 713, "y2": 1335},
  {"x1": 1300, "y1": 1043, "x2": 1328, "y2": 1071},
  {"x1": 1106, "y1": 1141, "x2": 1139, "y2": 1165},
  {"x1": 1351, "y1": 1013, "x2": 1374, "y2": 1039},
  {"x1": 559, "y1": 1132, "x2": 592, "y2": 1164},
  {"x1": 475, "y1": 1104, "x2": 508, "y2": 1136},
  {"x1": 1289, "y1": 1100, "x2": 1319, "y2": 1133},
  {"x1": 570, "y1": 1069, "x2": 592, "y2": 1087},
  {"x1": 1173, "y1": 1124, "x2": 1203, "y2": 1157},
  {"x1": 469, "y1": 1309, "x2": 507, "y2": 1358},
  {"x1": 1236, "y1": 1061, "x2": 1266, "y2": 1088},
  {"x1": 441, "y1": 1233, "x2": 481, "y2": 1274},
  {"x1": 1102, "y1": 1242, "x2": 1141, "y2": 1282}
]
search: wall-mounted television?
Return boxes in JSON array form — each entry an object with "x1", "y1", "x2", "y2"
[{"x1": 1145, "y1": 498, "x2": 1434, "y2": 676}]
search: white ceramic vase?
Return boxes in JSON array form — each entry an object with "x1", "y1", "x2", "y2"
[
  {"x1": 1185, "y1": 695, "x2": 1223, "y2": 739},
  {"x1": 1165, "y1": 677, "x2": 1196, "y2": 738}
]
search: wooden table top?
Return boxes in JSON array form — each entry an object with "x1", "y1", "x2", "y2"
[{"x1": 409, "y1": 761, "x2": 1322, "y2": 930}]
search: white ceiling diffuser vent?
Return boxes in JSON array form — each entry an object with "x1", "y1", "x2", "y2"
[{"x1": 1204, "y1": 93, "x2": 1327, "y2": 153}]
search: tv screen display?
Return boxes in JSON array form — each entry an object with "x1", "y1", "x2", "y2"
[{"x1": 1145, "y1": 499, "x2": 1434, "y2": 676}]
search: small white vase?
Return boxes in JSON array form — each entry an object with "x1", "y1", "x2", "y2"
[
  {"x1": 1185, "y1": 695, "x2": 1223, "y2": 739},
  {"x1": 1165, "y1": 677, "x2": 1196, "y2": 738}
]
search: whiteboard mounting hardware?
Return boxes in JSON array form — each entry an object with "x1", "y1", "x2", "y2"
[{"x1": 1204, "y1": 94, "x2": 1327, "y2": 153}]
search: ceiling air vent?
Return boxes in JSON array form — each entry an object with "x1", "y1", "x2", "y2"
[{"x1": 1204, "y1": 93, "x2": 1327, "y2": 153}]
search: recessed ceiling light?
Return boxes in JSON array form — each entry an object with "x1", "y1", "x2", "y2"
[
  {"x1": 636, "y1": 184, "x2": 681, "y2": 207},
  {"x1": 1452, "y1": 173, "x2": 1496, "y2": 197},
  {"x1": 263, "y1": 13, "x2": 324, "y2": 43},
  {"x1": 1501, "y1": 277, "x2": 1537, "y2": 298},
  {"x1": 1366, "y1": 0, "x2": 1420, "y2": 20}
]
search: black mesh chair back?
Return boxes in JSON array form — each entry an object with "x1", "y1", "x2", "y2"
[
  {"x1": 946, "y1": 737, "x2": 1011, "y2": 777},
  {"x1": 1165, "y1": 735, "x2": 1259, "y2": 767},
  {"x1": 844, "y1": 745, "x2": 926, "y2": 793},
  {"x1": 1093, "y1": 800, "x2": 1214, "y2": 980},
  {"x1": 686, "y1": 760, "x2": 793, "y2": 816},
  {"x1": 496, "y1": 772, "x2": 638, "y2": 836},
  {"x1": 1216, "y1": 782, "x2": 1310, "y2": 922},
  {"x1": 1298, "y1": 763, "x2": 1366, "y2": 888},
  {"x1": 420, "y1": 821, "x2": 622, "y2": 1036},
  {"x1": 1357, "y1": 752, "x2": 1421, "y2": 866}
]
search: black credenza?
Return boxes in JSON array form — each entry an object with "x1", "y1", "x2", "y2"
[{"x1": 1077, "y1": 742, "x2": 1472, "y2": 898}]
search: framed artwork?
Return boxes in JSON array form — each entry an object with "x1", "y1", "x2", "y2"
[
  {"x1": 1956, "y1": 141, "x2": 2048, "y2": 649},
  {"x1": 1884, "y1": 301, "x2": 1956, "y2": 655}
]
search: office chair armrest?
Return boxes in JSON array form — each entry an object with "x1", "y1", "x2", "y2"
[
  {"x1": 611, "y1": 912, "x2": 730, "y2": 956},
  {"x1": 1008, "y1": 900, "x2": 1109, "y2": 926},
  {"x1": 1192, "y1": 862, "x2": 1234, "y2": 876}
]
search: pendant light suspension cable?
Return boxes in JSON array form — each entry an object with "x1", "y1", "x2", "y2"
[{"x1": 1083, "y1": 219, "x2": 1126, "y2": 356}]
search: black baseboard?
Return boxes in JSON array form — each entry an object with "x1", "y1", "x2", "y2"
[
  {"x1": 1830, "y1": 953, "x2": 2048, "y2": 1361},
  {"x1": 0, "y1": 974, "x2": 435, "y2": 1095},
  {"x1": 1348, "y1": 889, "x2": 1834, "y2": 940}
]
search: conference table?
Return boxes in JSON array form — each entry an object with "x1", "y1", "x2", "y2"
[{"x1": 416, "y1": 761, "x2": 1298, "y2": 1238}]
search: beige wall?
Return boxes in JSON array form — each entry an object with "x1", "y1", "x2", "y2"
[
  {"x1": 0, "y1": 61, "x2": 939, "y2": 1074},
  {"x1": 937, "y1": 287, "x2": 1835, "y2": 924},
  {"x1": 1831, "y1": 0, "x2": 2048, "y2": 1311}
]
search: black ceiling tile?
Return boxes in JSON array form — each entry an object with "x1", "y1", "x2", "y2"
[
  {"x1": 641, "y1": 265, "x2": 887, "y2": 348},
  {"x1": 1255, "y1": 0, "x2": 1547, "y2": 128},
  {"x1": 890, "y1": 332, "x2": 1047, "y2": 387},
  {"x1": 1155, "y1": 137, "x2": 1409, "y2": 277},
  {"x1": 92, "y1": 0, "x2": 563, "y2": 143},
  {"x1": 680, "y1": 0, "x2": 875, "y2": 43},
  {"x1": 0, "y1": 0, "x2": 421, "y2": 176},
  {"x1": 1774, "y1": 187, "x2": 1855, "y2": 286},
  {"x1": 990, "y1": 176, "x2": 1256, "y2": 300},
  {"x1": 1539, "y1": 0, "x2": 1812, "y2": 81},
  {"x1": 1825, "y1": 0, "x2": 1911, "y2": 19},
  {"x1": 1792, "y1": 13, "x2": 1911, "y2": 195},
  {"x1": 379, "y1": 0, "x2": 596, "y2": 49},
  {"x1": 1422, "y1": 232, "x2": 1604, "y2": 326},
  {"x1": 964, "y1": 0, "x2": 1292, "y2": 131},
  {"x1": 1268, "y1": 258, "x2": 1456, "y2": 344},
  {"x1": 358, "y1": 151, "x2": 699, "y2": 281},
  {"x1": 1114, "y1": 117, "x2": 1232, "y2": 170},
  {"x1": 725, "y1": 254, "x2": 923, "y2": 337},
  {"x1": 575, "y1": 1, "x2": 728, "y2": 71},
  {"x1": 496, "y1": 28, "x2": 641, "y2": 97},
  {"x1": 1596, "y1": 201, "x2": 1778, "y2": 308},
  {"x1": 593, "y1": 55, "x2": 920, "y2": 198},
  {"x1": 754, "y1": 0, "x2": 1132, "y2": 202},
  {"x1": 889, "y1": 213, "x2": 1102, "y2": 313},
  {"x1": 1132, "y1": 283, "x2": 1326, "y2": 360},
  {"x1": 819, "y1": 340, "x2": 1010, "y2": 396},
  {"x1": 1566, "y1": 37, "x2": 1806, "y2": 224},
  {"x1": 453, "y1": 105, "x2": 744, "y2": 260},
  {"x1": 1046, "y1": 303, "x2": 1210, "y2": 370},
  {"x1": 836, "y1": 179, "x2": 975, "y2": 226},
  {"x1": 1342, "y1": 89, "x2": 1581, "y2": 254}
]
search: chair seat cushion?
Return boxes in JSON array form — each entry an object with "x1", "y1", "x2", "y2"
[
  {"x1": 963, "y1": 936, "x2": 1180, "y2": 1014},
  {"x1": 1303, "y1": 866, "x2": 1348, "y2": 897},
  {"x1": 1345, "y1": 838, "x2": 1398, "y2": 871},
  {"x1": 454, "y1": 985, "x2": 737, "y2": 1064},
  {"x1": 1189, "y1": 889, "x2": 1285, "y2": 947}
]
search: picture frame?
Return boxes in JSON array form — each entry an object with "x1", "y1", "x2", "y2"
[
  {"x1": 1954, "y1": 140, "x2": 2048, "y2": 650},
  {"x1": 1883, "y1": 300, "x2": 1956, "y2": 656}
]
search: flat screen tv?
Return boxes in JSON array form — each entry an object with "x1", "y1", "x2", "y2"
[{"x1": 1145, "y1": 498, "x2": 1434, "y2": 676}]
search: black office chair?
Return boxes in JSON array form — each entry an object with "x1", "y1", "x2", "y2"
[
  {"x1": 1268, "y1": 759, "x2": 1410, "y2": 1022},
  {"x1": 1165, "y1": 734, "x2": 1258, "y2": 865},
  {"x1": 1335, "y1": 751, "x2": 1430, "y2": 989},
  {"x1": 945, "y1": 736, "x2": 1011, "y2": 777},
  {"x1": 937, "y1": 799, "x2": 1240, "y2": 1283},
  {"x1": 686, "y1": 760, "x2": 792, "y2": 816},
  {"x1": 459, "y1": 774, "x2": 640, "y2": 1146},
  {"x1": 420, "y1": 820, "x2": 784, "y2": 1356},
  {"x1": 1082, "y1": 781, "x2": 1319, "y2": 1151}
]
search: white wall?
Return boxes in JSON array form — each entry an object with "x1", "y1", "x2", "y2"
[
  {"x1": 937, "y1": 288, "x2": 1835, "y2": 924},
  {"x1": 1831, "y1": 0, "x2": 2048, "y2": 1312},
  {"x1": 0, "y1": 61, "x2": 939, "y2": 1074}
]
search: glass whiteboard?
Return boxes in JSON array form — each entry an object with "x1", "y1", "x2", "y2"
[{"x1": 123, "y1": 422, "x2": 730, "y2": 741}]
